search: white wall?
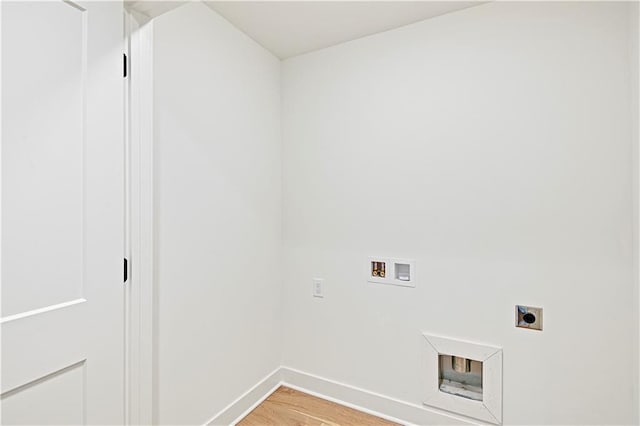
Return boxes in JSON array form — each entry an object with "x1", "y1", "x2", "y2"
[
  {"x1": 633, "y1": 3, "x2": 640, "y2": 423},
  {"x1": 282, "y1": 2, "x2": 636, "y2": 424},
  {"x1": 153, "y1": 3, "x2": 282, "y2": 424}
]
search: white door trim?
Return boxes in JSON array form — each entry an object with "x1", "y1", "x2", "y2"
[
  {"x1": 636, "y1": 6, "x2": 640, "y2": 420},
  {"x1": 125, "y1": 12, "x2": 155, "y2": 426}
]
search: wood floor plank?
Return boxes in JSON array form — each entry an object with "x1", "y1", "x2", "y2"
[{"x1": 237, "y1": 386, "x2": 400, "y2": 426}]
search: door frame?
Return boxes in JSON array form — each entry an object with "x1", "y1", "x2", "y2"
[{"x1": 124, "y1": 11, "x2": 155, "y2": 426}]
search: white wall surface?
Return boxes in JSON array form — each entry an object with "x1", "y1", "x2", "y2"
[
  {"x1": 282, "y1": 2, "x2": 636, "y2": 424},
  {"x1": 632, "y1": 3, "x2": 640, "y2": 423},
  {"x1": 153, "y1": 3, "x2": 282, "y2": 424}
]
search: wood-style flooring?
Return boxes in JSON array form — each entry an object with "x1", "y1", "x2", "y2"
[{"x1": 237, "y1": 386, "x2": 400, "y2": 426}]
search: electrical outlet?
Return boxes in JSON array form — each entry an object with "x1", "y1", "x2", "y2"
[
  {"x1": 515, "y1": 305, "x2": 542, "y2": 331},
  {"x1": 312, "y1": 278, "x2": 324, "y2": 298}
]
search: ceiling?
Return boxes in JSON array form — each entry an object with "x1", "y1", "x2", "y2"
[
  {"x1": 206, "y1": 1, "x2": 481, "y2": 59},
  {"x1": 125, "y1": 1, "x2": 184, "y2": 22},
  {"x1": 127, "y1": 1, "x2": 483, "y2": 59}
]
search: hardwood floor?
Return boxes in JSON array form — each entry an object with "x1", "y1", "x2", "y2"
[{"x1": 237, "y1": 386, "x2": 400, "y2": 426}]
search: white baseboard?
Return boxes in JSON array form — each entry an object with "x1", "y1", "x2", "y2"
[
  {"x1": 204, "y1": 366, "x2": 480, "y2": 426},
  {"x1": 204, "y1": 367, "x2": 282, "y2": 426}
]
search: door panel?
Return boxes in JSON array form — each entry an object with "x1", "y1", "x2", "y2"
[
  {"x1": 1, "y1": 1, "x2": 125, "y2": 424},
  {"x1": 2, "y1": 0, "x2": 85, "y2": 317},
  {"x1": 1, "y1": 300, "x2": 85, "y2": 393},
  {"x1": 1, "y1": 362, "x2": 85, "y2": 425}
]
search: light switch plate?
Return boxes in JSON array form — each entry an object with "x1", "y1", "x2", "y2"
[{"x1": 312, "y1": 278, "x2": 324, "y2": 298}]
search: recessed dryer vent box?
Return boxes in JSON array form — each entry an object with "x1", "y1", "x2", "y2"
[
  {"x1": 423, "y1": 334, "x2": 503, "y2": 425},
  {"x1": 367, "y1": 257, "x2": 415, "y2": 287}
]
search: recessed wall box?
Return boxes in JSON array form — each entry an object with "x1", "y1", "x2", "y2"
[
  {"x1": 367, "y1": 257, "x2": 415, "y2": 287},
  {"x1": 515, "y1": 305, "x2": 543, "y2": 331},
  {"x1": 371, "y1": 261, "x2": 386, "y2": 278},
  {"x1": 423, "y1": 334, "x2": 503, "y2": 424}
]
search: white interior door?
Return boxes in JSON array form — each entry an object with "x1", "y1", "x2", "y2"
[{"x1": 1, "y1": 1, "x2": 125, "y2": 424}]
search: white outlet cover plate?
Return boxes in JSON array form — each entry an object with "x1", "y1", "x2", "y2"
[{"x1": 422, "y1": 333, "x2": 503, "y2": 424}]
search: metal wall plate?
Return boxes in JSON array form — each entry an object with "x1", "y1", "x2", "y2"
[{"x1": 515, "y1": 305, "x2": 543, "y2": 331}]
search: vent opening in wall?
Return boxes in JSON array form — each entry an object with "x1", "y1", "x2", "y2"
[{"x1": 438, "y1": 355, "x2": 483, "y2": 401}]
